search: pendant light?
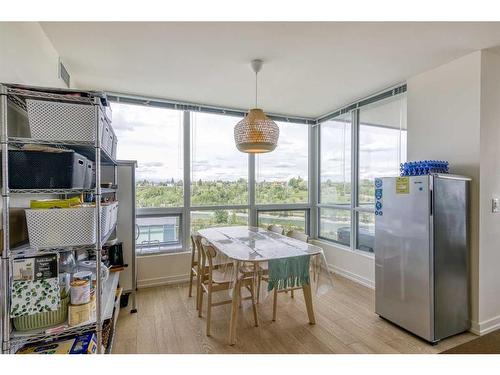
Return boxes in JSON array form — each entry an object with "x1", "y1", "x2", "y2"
[{"x1": 234, "y1": 59, "x2": 279, "y2": 153}]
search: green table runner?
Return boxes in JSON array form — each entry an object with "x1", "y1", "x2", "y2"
[{"x1": 267, "y1": 255, "x2": 311, "y2": 291}]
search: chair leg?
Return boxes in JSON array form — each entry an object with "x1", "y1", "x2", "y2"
[
  {"x1": 256, "y1": 275, "x2": 261, "y2": 304},
  {"x1": 198, "y1": 287, "x2": 204, "y2": 318},
  {"x1": 272, "y1": 288, "x2": 278, "y2": 322},
  {"x1": 291, "y1": 289, "x2": 295, "y2": 298},
  {"x1": 206, "y1": 288, "x2": 212, "y2": 336},
  {"x1": 196, "y1": 272, "x2": 202, "y2": 310},
  {"x1": 188, "y1": 268, "x2": 194, "y2": 297}
]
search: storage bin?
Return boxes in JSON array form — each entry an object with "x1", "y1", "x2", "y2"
[
  {"x1": 26, "y1": 99, "x2": 106, "y2": 143},
  {"x1": 111, "y1": 132, "x2": 118, "y2": 160},
  {"x1": 101, "y1": 122, "x2": 112, "y2": 155},
  {"x1": 26, "y1": 207, "x2": 97, "y2": 248},
  {"x1": 12, "y1": 295, "x2": 69, "y2": 331},
  {"x1": 100, "y1": 202, "x2": 118, "y2": 236},
  {"x1": 105, "y1": 126, "x2": 114, "y2": 156},
  {"x1": 83, "y1": 159, "x2": 95, "y2": 189},
  {"x1": 25, "y1": 202, "x2": 119, "y2": 249},
  {"x1": 9, "y1": 150, "x2": 87, "y2": 189}
]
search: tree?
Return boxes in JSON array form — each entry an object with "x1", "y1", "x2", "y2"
[{"x1": 214, "y1": 209, "x2": 229, "y2": 224}]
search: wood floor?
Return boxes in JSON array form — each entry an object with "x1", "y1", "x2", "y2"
[{"x1": 113, "y1": 274, "x2": 476, "y2": 354}]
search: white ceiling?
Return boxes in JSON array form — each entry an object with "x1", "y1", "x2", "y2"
[{"x1": 40, "y1": 22, "x2": 500, "y2": 118}]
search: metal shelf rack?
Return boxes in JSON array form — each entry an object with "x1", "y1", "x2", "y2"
[{"x1": 0, "y1": 83, "x2": 119, "y2": 354}]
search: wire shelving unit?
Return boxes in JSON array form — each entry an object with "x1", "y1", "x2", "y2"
[{"x1": 0, "y1": 83, "x2": 119, "y2": 354}]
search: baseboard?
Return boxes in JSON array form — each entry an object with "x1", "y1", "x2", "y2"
[
  {"x1": 137, "y1": 274, "x2": 190, "y2": 289},
  {"x1": 470, "y1": 315, "x2": 500, "y2": 335},
  {"x1": 328, "y1": 264, "x2": 375, "y2": 290},
  {"x1": 137, "y1": 266, "x2": 374, "y2": 291}
]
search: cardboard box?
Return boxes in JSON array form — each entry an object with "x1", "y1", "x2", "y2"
[{"x1": 16, "y1": 332, "x2": 97, "y2": 354}]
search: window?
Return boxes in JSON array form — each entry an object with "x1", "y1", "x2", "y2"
[
  {"x1": 359, "y1": 97, "x2": 407, "y2": 206},
  {"x1": 318, "y1": 93, "x2": 407, "y2": 253},
  {"x1": 256, "y1": 122, "x2": 308, "y2": 204},
  {"x1": 257, "y1": 210, "x2": 308, "y2": 234},
  {"x1": 112, "y1": 103, "x2": 183, "y2": 208},
  {"x1": 190, "y1": 112, "x2": 248, "y2": 206},
  {"x1": 356, "y1": 96, "x2": 407, "y2": 253},
  {"x1": 318, "y1": 114, "x2": 352, "y2": 245},
  {"x1": 319, "y1": 208, "x2": 350, "y2": 246},
  {"x1": 136, "y1": 214, "x2": 181, "y2": 255},
  {"x1": 320, "y1": 114, "x2": 351, "y2": 206},
  {"x1": 190, "y1": 209, "x2": 249, "y2": 233}
]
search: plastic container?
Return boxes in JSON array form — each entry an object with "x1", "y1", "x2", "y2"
[
  {"x1": 26, "y1": 206, "x2": 97, "y2": 248},
  {"x1": 26, "y1": 99, "x2": 106, "y2": 143},
  {"x1": 83, "y1": 159, "x2": 95, "y2": 189},
  {"x1": 111, "y1": 133, "x2": 118, "y2": 160},
  {"x1": 25, "y1": 202, "x2": 118, "y2": 249},
  {"x1": 8, "y1": 150, "x2": 87, "y2": 189}
]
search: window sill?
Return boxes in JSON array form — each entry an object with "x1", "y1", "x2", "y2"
[{"x1": 137, "y1": 244, "x2": 188, "y2": 257}]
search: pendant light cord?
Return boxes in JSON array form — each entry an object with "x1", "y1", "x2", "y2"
[{"x1": 255, "y1": 70, "x2": 258, "y2": 108}]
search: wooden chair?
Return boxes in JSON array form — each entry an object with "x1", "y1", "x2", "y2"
[
  {"x1": 188, "y1": 234, "x2": 205, "y2": 310},
  {"x1": 267, "y1": 224, "x2": 284, "y2": 235},
  {"x1": 198, "y1": 240, "x2": 259, "y2": 337},
  {"x1": 286, "y1": 230, "x2": 309, "y2": 243},
  {"x1": 261, "y1": 229, "x2": 311, "y2": 321}
]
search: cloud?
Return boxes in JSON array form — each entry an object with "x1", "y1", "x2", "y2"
[{"x1": 140, "y1": 161, "x2": 164, "y2": 168}]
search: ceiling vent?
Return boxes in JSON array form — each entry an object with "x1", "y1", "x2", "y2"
[{"x1": 58, "y1": 59, "x2": 70, "y2": 88}]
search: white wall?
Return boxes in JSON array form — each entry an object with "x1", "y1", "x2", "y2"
[
  {"x1": 137, "y1": 252, "x2": 191, "y2": 288},
  {"x1": 478, "y1": 50, "x2": 500, "y2": 333},
  {"x1": 407, "y1": 51, "x2": 482, "y2": 327},
  {"x1": 312, "y1": 240, "x2": 375, "y2": 289},
  {"x1": 406, "y1": 50, "x2": 500, "y2": 335},
  {"x1": 0, "y1": 22, "x2": 65, "y2": 87}
]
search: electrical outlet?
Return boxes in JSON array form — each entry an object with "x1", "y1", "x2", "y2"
[{"x1": 493, "y1": 198, "x2": 500, "y2": 213}]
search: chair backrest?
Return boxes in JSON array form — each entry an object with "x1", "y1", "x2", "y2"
[
  {"x1": 200, "y1": 239, "x2": 218, "y2": 280},
  {"x1": 191, "y1": 233, "x2": 203, "y2": 265},
  {"x1": 267, "y1": 224, "x2": 284, "y2": 235},
  {"x1": 286, "y1": 230, "x2": 309, "y2": 243}
]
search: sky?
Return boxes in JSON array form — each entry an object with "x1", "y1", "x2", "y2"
[{"x1": 112, "y1": 98, "x2": 405, "y2": 184}]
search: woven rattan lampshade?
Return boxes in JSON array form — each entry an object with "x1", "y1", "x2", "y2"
[
  {"x1": 234, "y1": 59, "x2": 279, "y2": 153},
  {"x1": 234, "y1": 108, "x2": 279, "y2": 153}
]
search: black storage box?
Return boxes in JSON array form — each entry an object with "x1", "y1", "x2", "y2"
[
  {"x1": 8, "y1": 150, "x2": 87, "y2": 189},
  {"x1": 83, "y1": 159, "x2": 95, "y2": 189}
]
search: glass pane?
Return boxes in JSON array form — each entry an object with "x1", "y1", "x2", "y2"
[
  {"x1": 136, "y1": 215, "x2": 181, "y2": 255},
  {"x1": 191, "y1": 112, "x2": 248, "y2": 206},
  {"x1": 112, "y1": 103, "x2": 184, "y2": 208},
  {"x1": 319, "y1": 208, "x2": 351, "y2": 246},
  {"x1": 320, "y1": 114, "x2": 351, "y2": 206},
  {"x1": 190, "y1": 209, "x2": 249, "y2": 233},
  {"x1": 359, "y1": 96, "x2": 407, "y2": 205},
  {"x1": 357, "y1": 212, "x2": 375, "y2": 253},
  {"x1": 257, "y1": 210, "x2": 307, "y2": 234},
  {"x1": 256, "y1": 122, "x2": 308, "y2": 204}
]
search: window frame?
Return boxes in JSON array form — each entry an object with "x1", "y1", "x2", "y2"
[
  {"x1": 110, "y1": 84, "x2": 406, "y2": 257},
  {"x1": 317, "y1": 112, "x2": 354, "y2": 248},
  {"x1": 110, "y1": 100, "x2": 314, "y2": 256},
  {"x1": 135, "y1": 211, "x2": 183, "y2": 256}
]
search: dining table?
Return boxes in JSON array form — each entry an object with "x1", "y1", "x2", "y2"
[{"x1": 197, "y1": 225, "x2": 324, "y2": 345}]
